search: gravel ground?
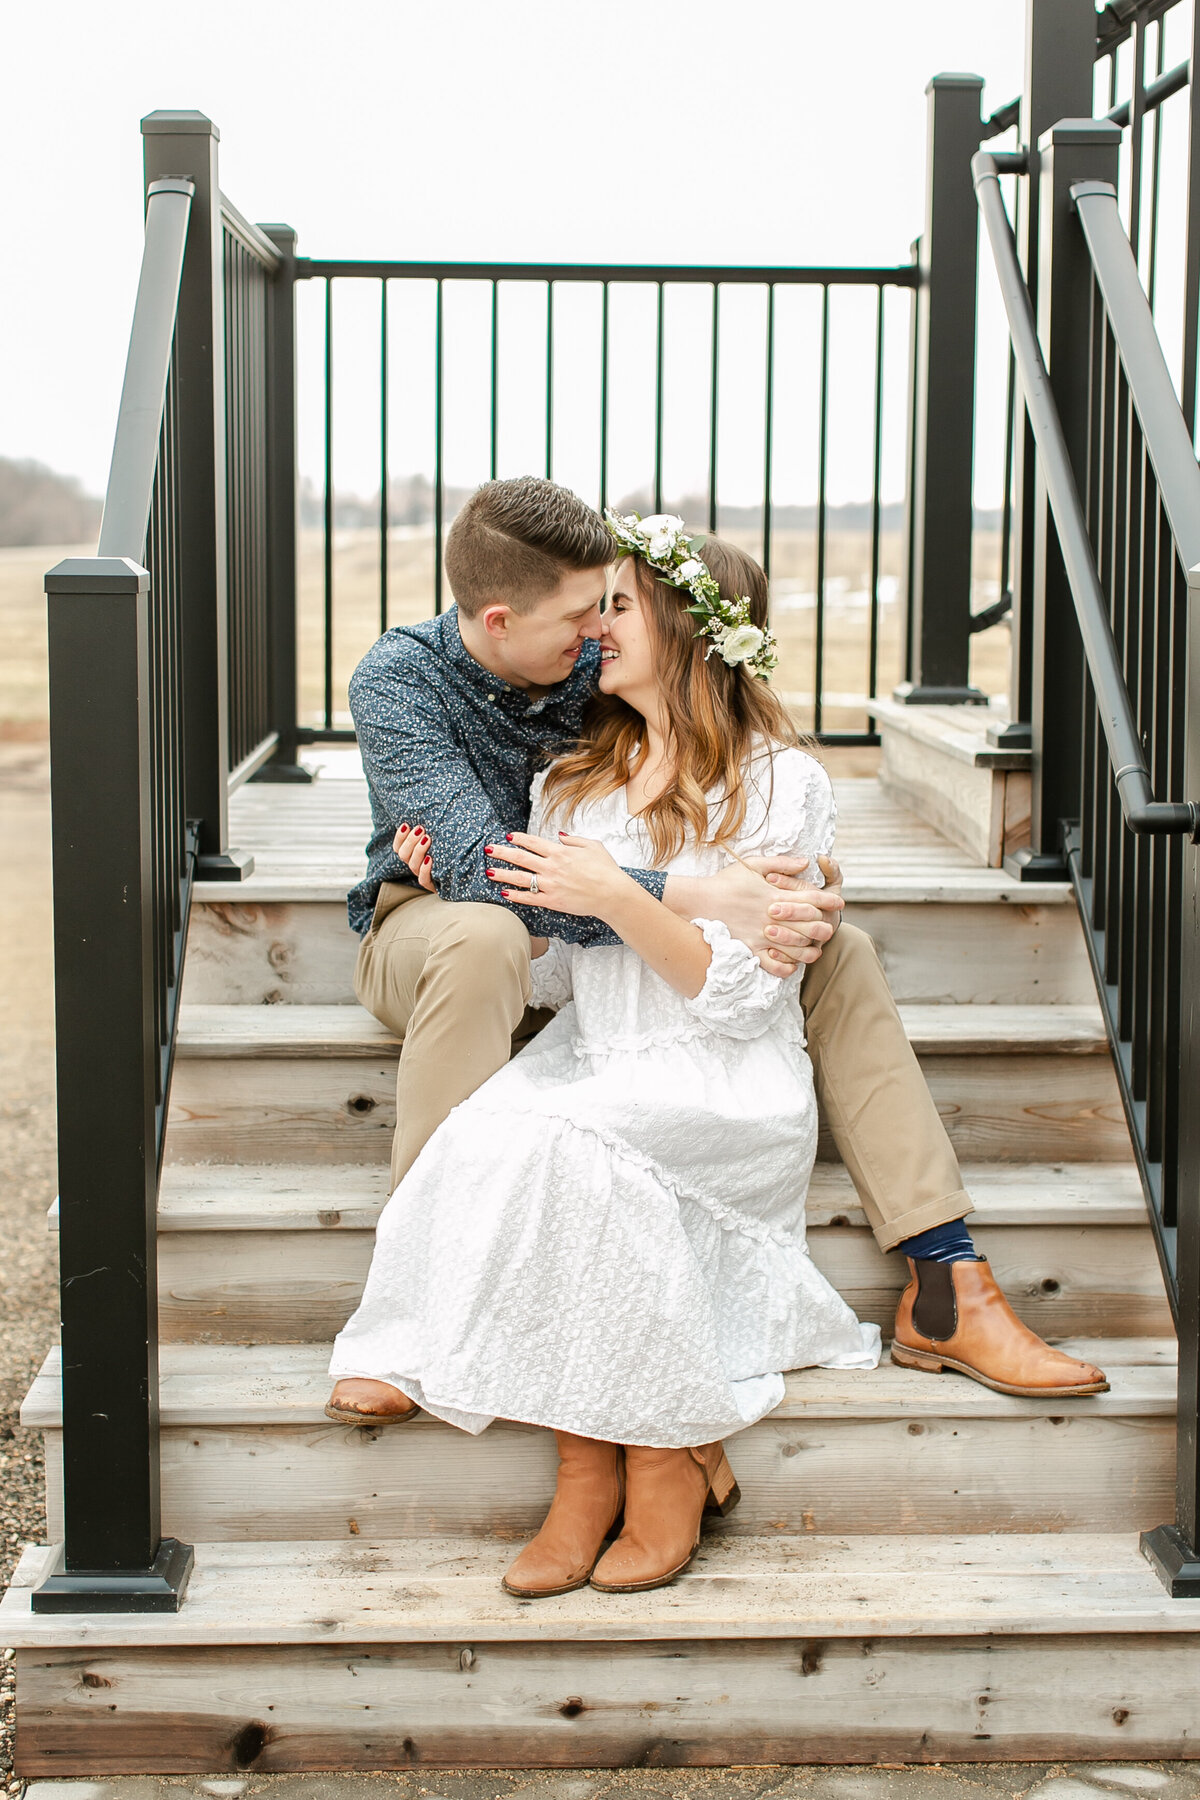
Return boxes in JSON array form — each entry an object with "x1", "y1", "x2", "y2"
[
  {"x1": 15, "y1": 1761, "x2": 1200, "y2": 1798},
  {"x1": 0, "y1": 741, "x2": 57, "y2": 1787}
]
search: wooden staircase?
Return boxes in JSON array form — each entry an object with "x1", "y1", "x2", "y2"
[{"x1": 6, "y1": 768, "x2": 1200, "y2": 1772}]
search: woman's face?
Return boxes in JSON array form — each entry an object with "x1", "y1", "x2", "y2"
[{"x1": 598, "y1": 561, "x2": 659, "y2": 712}]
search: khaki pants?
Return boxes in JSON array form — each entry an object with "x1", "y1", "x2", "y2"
[{"x1": 356, "y1": 882, "x2": 973, "y2": 1251}]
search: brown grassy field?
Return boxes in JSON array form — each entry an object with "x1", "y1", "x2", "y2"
[
  {"x1": 297, "y1": 526, "x2": 1013, "y2": 736},
  {"x1": 0, "y1": 532, "x2": 1012, "y2": 740}
]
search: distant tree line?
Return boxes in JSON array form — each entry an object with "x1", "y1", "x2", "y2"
[
  {"x1": 299, "y1": 474, "x2": 1005, "y2": 536},
  {"x1": 0, "y1": 458, "x2": 102, "y2": 548}
]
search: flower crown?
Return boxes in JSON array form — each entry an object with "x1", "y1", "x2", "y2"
[{"x1": 603, "y1": 509, "x2": 779, "y2": 681}]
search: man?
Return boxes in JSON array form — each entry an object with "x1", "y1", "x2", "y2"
[{"x1": 329, "y1": 476, "x2": 1106, "y2": 1422}]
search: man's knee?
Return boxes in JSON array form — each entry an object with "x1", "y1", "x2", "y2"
[
  {"x1": 432, "y1": 901, "x2": 531, "y2": 972},
  {"x1": 802, "y1": 919, "x2": 881, "y2": 1013}
]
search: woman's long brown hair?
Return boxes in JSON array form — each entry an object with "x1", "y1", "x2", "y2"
[{"x1": 539, "y1": 536, "x2": 802, "y2": 867}]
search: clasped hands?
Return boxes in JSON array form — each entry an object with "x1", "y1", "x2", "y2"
[{"x1": 393, "y1": 820, "x2": 844, "y2": 976}]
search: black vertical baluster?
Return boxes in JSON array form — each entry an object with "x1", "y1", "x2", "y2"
[
  {"x1": 1147, "y1": 19, "x2": 1165, "y2": 312},
  {"x1": 546, "y1": 280, "x2": 554, "y2": 481},
  {"x1": 1146, "y1": 492, "x2": 1170, "y2": 1168},
  {"x1": 1181, "y1": 1, "x2": 1200, "y2": 437},
  {"x1": 490, "y1": 281, "x2": 499, "y2": 481},
  {"x1": 380, "y1": 278, "x2": 389, "y2": 636},
  {"x1": 1116, "y1": 395, "x2": 1142, "y2": 1046},
  {"x1": 1092, "y1": 317, "x2": 1117, "y2": 936},
  {"x1": 762, "y1": 284, "x2": 775, "y2": 579},
  {"x1": 999, "y1": 347, "x2": 1016, "y2": 617},
  {"x1": 323, "y1": 278, "x2": 334, "y2": 730},
  {"x1": 1160, "y1": 538, "x2": 1188, "y2": 1227},
  {"x1": 1081, "y1": 280, "x2": 1103, "y2": 883},
  {"x1": 434, "y1": 278, "x2": 444, "y2": 615},
  {"x1": 225, "y1": 243, "x2": 238, "y2": 762},
  {"x1": 1103, "y1": 361, "x2": 1130, "y2": 996},
  {"x1": 599, "y1": 282, "x2": 609, "y2": 513},
  {"x1": 1129, "y1": 18, "x2": 1147, "y2": 266},
  {"x1": 653, "y1": 283, "x2": 664, "y2": 514},
  {"x1": 814, "y1": 286, "x2": 830, "y2": 737},
  {"x1": 708, "y1": 284, "x2": 720, "y2": 534},
  {"x1": 869, "y1": 287, "x2": 885, "y2": 705}
]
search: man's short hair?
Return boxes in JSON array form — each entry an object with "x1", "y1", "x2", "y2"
[{"x1": 445, "y1": 477, "x2": 612, "y2": 617}]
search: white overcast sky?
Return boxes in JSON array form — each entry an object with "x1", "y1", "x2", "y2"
[{"x1": 2, "y1": 0, "x2": 1186, "y2": 512}]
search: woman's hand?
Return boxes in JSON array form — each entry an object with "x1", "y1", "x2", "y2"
[
  {"x1": 485, "y1": 831, "x2": 633, "y2": 919},
  {"x1": 393, "y1": 821, "x2": 437, "y2": 893}
]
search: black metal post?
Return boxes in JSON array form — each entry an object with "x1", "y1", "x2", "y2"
[
  {"x1": 32, "y1": 557, "x2": 193, "y2": 1613},
  {"x1": 897, "y1": 72, "x2": 986, "y2": 706},
  {"x1": 993, "y1": 0, "x2": 1097, "y2": 751},
  {"x1": 141, "y1": 110, "x2": 251, "y2": 876},
  {"x1": 1011, "y1": 118, "x2": 1121, "y2": 881},
  {"x1": 251, "y1": 222, "x2": 312, "y2": 784},
  {"x1": 1141, "y1": 559, "x2": 1200, "y2": 1598}
]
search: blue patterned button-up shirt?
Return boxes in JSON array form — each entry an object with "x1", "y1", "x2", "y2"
[{"x1": 347, "y1": 609, "x2": 668, "y2": 940}]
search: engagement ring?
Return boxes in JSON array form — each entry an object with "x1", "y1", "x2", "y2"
[{"x1": 529, "y1": 874, "x2": 539, "y2": 895}]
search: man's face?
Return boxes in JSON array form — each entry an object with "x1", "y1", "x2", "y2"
[{"x1": 490, "y1": 566, "x2": 608, "y2": 688}]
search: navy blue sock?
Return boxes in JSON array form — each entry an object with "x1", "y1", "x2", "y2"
[{"x1": 898, "y1": 1219, "x2": 980, "y2": 1263}]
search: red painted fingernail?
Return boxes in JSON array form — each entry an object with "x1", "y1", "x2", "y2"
[
  {"x1": 398, "y1": 824, "x2": 409, "y2": 835},
  {"x1": 424, "y1": 856, "x2": 431, "y2": 866},
  {"x1": 506, "y1": 833, "x2": 514, "y2": 842},
  {"x1": 502, "y1": 889, "x2": 513, "y2": 898}
]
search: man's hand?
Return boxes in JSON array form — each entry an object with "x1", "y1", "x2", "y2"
[
  {"x1": 663, "y1": 853, "x2": 844, "y2": 975},
  {"x1": 759, "y1": 853, "x2": 844, "y2": 965}
]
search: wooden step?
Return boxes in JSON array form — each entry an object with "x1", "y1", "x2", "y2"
[
  {"x1": 24, "y1": 1341, "x2": 1176, "y2": 1543},
  {"x1": 183, "y1": 894, "x2": 1094, "y2": 1007},
  {"x1": 145, "y1": 1161, "x2": 1170, "y2": 1343},
  {"x1": 164, "y1": 1002, "x2": 1132, "y2": 1167},
  {"x1": 872, "y1": 697, "x2": 1032, "y2": 867},
  {"x1": 6, "y1": 1533, "x2": 1200, "y2": 1771}
]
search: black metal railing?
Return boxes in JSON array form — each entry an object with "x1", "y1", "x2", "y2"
[
  {"x1": 293, "y1": 256, "x2": 917, "y2": 745},
  {"x1": 975, "y1": 138, "x2": 1200, "y2": 1598},
  {"x1": 221, "y1": 198, "x2": 281, "y2": 785},
  {"x1": 985, "y1": 0, "x2": 1200, "y2": 746},
  {"x1": 36, "y1": 175, "x2": 200, "y2": 1612},
  {"x1": 144, "y1": 346, "x2": 196, "y2": 1155}
]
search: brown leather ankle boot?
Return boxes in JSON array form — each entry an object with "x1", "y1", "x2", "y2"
[
  {"x1": 502, "y1": 1433, "x2": 624, "y2": 1598},
  {"x1": 589, "y1": 1441, "x2": 741, "y2": 1594},
  {"x1": 891, "y1": 1255, "x2": 1109, "y2": 1397}
]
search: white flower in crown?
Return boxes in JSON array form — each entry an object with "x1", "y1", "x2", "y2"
[
  {"x1": 677, "y1": 557, "x2": 706, "y2": 583},
  {"x1": 638, "y1": 513, "x2": 686, "y2": 558},
  {"x1": 712, "y1": 622, "x2": 766, "y2": 666}
]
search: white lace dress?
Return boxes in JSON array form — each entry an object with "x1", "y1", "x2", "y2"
[{"x1": 330, "y1": 745, "x2": 880, "y2": 1447}]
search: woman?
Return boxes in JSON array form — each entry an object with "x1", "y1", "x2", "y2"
[{"x1": 327, "y1": 516, "x2": 879, "y2": 1597}]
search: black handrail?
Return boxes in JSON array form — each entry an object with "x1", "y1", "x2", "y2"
[
  {"x1": 35, "y1": 178, "x2": 201, "y2": 1612},
  {"x1": 973, "y1": 148, "x2": 1199, "y2": 840}
]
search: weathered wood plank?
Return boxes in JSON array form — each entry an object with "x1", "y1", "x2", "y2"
[
  {"x1": 153, "y1": 1221, "x2": 1172, "y2": 1344},
  {"x1": 153, "y1": 1159, "x2": 1148, "y2": 1232},
  {"x1": 165, "y1": 1049, "x2": 1130, "y2": 1167},
  {"x1": 880, "y1": 718, "x2": 1008, "y2": 867},
  {"x1": 9, "y1": 1531, "x2": 1200, "y2": 1644},
  {"x1": 15, "y1": 1630, "x2": 1200, "y2": 1772},
  {"x1": 194, "y1": 773, "x2": 1076, "y2": 905},
  {"x1": 175, "y1": 1001, "x2": 1107, "y2": 1058},
  {"x1": 181, "y1": 898, "x2": 1093, "y2": 1007},
  {"x1": 31, "y1": 1349, "x2": 1176, "y2": 1542},
  {"x1": 25, "y1": 1341, "x2": 1172, "y2": 1429}
]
